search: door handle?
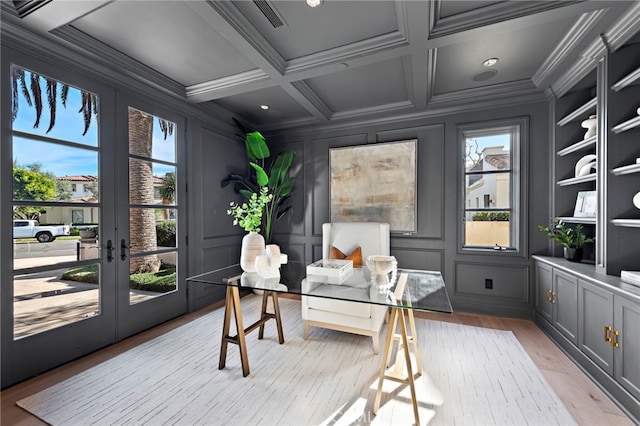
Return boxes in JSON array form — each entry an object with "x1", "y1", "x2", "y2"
[
  {"x1": 120, "y1": 239, "x2": 131, "y2": 261},
  {"x1": 105, "y1": 239, "x2": 115, "y2": 262}
]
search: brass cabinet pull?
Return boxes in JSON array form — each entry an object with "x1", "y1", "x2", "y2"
[
  {"x1": 549, "y1": 291, "x2": 556, "y2": 304},
  {"x1": 604, "y1": 326, "x2": 612, "y2": 342},
  {"x1": 610, "y1": 329, "x2": 620, "y2": 348}
]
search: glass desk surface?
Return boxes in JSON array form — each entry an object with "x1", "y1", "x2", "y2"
[{"x1": 187, "y1": 261, "x2": 453, "y2": 314}]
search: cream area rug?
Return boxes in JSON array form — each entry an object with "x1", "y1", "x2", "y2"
[{"x1": 18, "y1": 295, "x2": 575, "y2": 425}]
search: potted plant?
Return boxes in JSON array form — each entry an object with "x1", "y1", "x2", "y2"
[
  {"x1": 227, "y1": 186, "x2": 273, "y2": 272},
  {"x1": 221, "y1": 122, "x2": 296, "y2": 244},
  {"x1": 538, "y1": 219, "x2": 594, "y2": 262}
]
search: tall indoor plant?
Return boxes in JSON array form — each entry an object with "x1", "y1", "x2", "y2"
[
  {"x1": 221, "y1": 123, "x2": 296, "y2": 243},
  {"x1": 538, "y1": 219, "x2": 594, "y2": 262}
]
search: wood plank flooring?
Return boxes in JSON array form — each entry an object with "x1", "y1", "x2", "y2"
[{"x1": 1, "y1": 296, "x2": 634, "y2": 425}]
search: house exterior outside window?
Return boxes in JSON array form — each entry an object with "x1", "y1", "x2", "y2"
[{"x1": 459, "y1": 117, "x2": 527, "y2": 253}]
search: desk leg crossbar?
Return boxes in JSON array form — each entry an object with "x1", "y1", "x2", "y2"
[
  {"x1": 373, "y1": 274, "x2": 423, "y2": 425},
  {"x1": 218, "y1": 287, "x2": 284, "y2": 377}
]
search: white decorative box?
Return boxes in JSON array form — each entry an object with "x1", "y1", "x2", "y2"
[
  {"x1": 306, "y1": 259, "x2": 353, "y2": 284},
  {"x1": 621, "y1": 271, "x2": 640, "y2": 287}
]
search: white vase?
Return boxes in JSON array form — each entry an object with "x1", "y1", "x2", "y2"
[{"x1": 240, "y1": 232, "x2": 265, "y2": 273}]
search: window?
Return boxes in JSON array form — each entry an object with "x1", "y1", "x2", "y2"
[{"x1": 459, "y1": 118, "x2": 525, "y2": 252}]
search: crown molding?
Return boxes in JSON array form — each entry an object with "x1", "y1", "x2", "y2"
[
  {"x1": 551, "y1": 56, "x2": 596, "y2": 98},
  {"x1": 185, "y1": 69, "x2": 271, "y2": 102},
  {"x1": 532, "y1": 9, "x2": 607, "y2": 88},
  {"x1": 429, "y1": 0, "x2": 582, "y2": 39},
  {"x1": 285, "y1": 31, "x2": 408, "y2": 76},
  {"x1": 51, "y1": 25, "x2": 185, "y2": 98},
  {"x1": 331, "y1": 100, "x2": 414, "y2": 121},
  {"x1": 203, "y1": 0, "x2": 286, "y2": 76},
  {"x1": 603, "y1": 1, "x2": 640, "y2": 52},
  {"x1": 429, "y1": 79, "x2": 542, "y2": 106}
]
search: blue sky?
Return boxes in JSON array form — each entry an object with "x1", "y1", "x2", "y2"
[{"x1": 12, "y1": 68, "x2": 175, "y2": 177}]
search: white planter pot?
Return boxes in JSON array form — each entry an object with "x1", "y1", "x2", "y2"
[{"x1": 240, "y1": 232, "x2": 265, "y2": 273}]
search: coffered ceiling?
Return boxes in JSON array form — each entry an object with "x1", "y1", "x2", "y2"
[{"x1": 3, "y1": 1, "x2": 639, "y2": 131}]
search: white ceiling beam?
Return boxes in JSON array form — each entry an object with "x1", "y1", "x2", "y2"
[{"x1": 18, "y1": 0, "x2": 114, "y2": 33}]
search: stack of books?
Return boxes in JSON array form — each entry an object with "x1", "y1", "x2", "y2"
[{"x1": 621, "y1": 270, "x2": 640, "y2": 287}]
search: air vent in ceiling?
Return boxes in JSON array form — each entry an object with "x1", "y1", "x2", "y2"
[
  {"x1": 253, "y1": 0, "x2": 287, "y2": 28},
  {"x1": 12, "y1": 0, "x2": 51, "y2": 18}
]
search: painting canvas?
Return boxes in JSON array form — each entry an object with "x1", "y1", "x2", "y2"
[{"x1": 330, "y1": 140, "x2": 417, "y2": 233}]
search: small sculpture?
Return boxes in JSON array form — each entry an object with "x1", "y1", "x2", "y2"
[
  {"x1": 365, "y1": 255, "x2": 397, "y2": 294},
  {"x1": 581, "y1": 115, "x2": 597, "y2": 139}
]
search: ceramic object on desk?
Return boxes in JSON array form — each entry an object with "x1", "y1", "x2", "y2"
[
  {"x1": 581, "y1": 115, "x2": 597, "y2": 139},
  {"x1": 633, "y1": 191, "x2": 640, "y2": 210},
  {"x1": 240, "y1": 232, "x2": 265, "y2": 273},
  {"x1": 575, "y1": 154, "x2": 596, "y2": 177},
  {"x1": 365, "y1": 255, "x2": 397, "y2": 293}
]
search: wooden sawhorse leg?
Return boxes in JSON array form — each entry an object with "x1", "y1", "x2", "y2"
[
  {"x1": 218, "y1": 287, "x2": 284, "y2": 377},
  {"x1": 373, "y1": 274, "x2": 423, "y2": 424}
]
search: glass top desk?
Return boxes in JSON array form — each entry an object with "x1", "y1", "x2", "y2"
[{"x1": 187, "y1": 261, "x2": 453, "y2": 424}]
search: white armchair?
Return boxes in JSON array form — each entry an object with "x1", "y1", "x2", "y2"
[{"x1": 301, "y1": 222, "x2": 390, "y2": 354}]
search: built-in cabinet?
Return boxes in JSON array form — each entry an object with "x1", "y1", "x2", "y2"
[
  {"x1": 551, "y1": 39, "x2": 640, "y2": 274},
  {"x1": 534, "y1": 256, "x2": 640, "y2": 422},
  {"x1": 536, "y1": 262, "x2": 578, "y2": 344},
  {"x1": 539, "y1": 35, "x2": 640, "y2": 422}
]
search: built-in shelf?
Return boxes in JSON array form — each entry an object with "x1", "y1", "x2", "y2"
[
  {"x1": 612, "y1": 163, "x2": 640, "y2": 176},
  {"x1": 612, "y1": 65, "x2": 640, "y2": 92},
  {"x1": 557, "y1": 173, "x2": 597, "y2": 186},
  {"x1": 557, "y1": 135, "x2": 597, "y2": 156},
  {"x1": 557, "y1": 97, "x2": 597, "y2": 126},
  {"x1": 557, "y1": 216, "x2": 596, "y2": 224},
  {"x1": 611, "y1": 219, "x2": 640, "y2": 228},
  {"x1": 612, "y1": 115, "x2": 640, "y2": 134}
]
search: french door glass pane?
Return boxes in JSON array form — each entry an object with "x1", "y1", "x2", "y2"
[
  {"x1": 11, "y1": 65, "x2": 101, "y2": 339},
  {"x1": 13, "y1": 264, "x2": 101, "y2": 339},
  {"x1": 127, "y1": 107, "x2": 177, "y2": 304}
]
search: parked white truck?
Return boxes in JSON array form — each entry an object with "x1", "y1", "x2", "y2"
[{"x1": 13, "y1": 220, "x2": 70, "y2": 243}]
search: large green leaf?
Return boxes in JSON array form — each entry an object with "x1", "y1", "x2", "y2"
[
  {"x1": 245, "y1": 131, "x2": 270, "y2": 161},
  {"x1": 275, "y1": 177, "x2": 295, "y2": 197},
  {"x1": 268, "y1": 151, "x2": 294, "y2": 188},
  {"x1": 250, "y1": 162, "x2": 269, "y2": 186}
]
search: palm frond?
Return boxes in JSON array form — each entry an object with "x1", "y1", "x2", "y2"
[
  {"x1": 60, "y1": 84, "x2": 69, "y2": 107},
  {"x1": 30, "y1": 73, "x2": 43, "y2": 128},
  {"x1": 80, "y1": 91, "x2": 92, "y2": 136},
  {"x1": 45, "y1": 78, "x2": 57, "y2": 133},
  {"x1": 159, "y1": 119, "x2": 174, "y2": 140}
]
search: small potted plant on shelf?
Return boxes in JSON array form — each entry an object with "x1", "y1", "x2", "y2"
[{"x1": 538, "y1": 219, "x2": 594, "y2": 262}]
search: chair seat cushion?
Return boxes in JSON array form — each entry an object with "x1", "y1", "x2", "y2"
[{"x1": 307, "y1": 285, "x2": 372, "y2": 318}]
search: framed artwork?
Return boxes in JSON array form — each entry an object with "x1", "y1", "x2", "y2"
[
  {"x1": 330, "y1": 139, "x2": 417, "y2": 233},
  {"x1": 574, "y1": 190, "x2": 597, "y2": 217}
]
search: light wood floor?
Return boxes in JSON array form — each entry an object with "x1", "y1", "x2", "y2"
[{"x1": 1, "y1": 296, "x2": 635, "y2": 426}]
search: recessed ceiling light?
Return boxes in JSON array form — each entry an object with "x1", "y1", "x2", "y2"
[
  {"x1": 260, "y1": 105, "x2": 269, "y2": 110},
  {"x1": 306, "y1": 0, "x2": 323, "y2": 7},
  {"x1": 483, "y1": 58, "x2": 499, "y2": 67}
]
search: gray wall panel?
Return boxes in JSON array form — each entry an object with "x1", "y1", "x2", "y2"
[
  {"x1": 455, "y1": 262, "x2": 530, "y2": 302},
  {"x1": 393, "y1": 248, "x2": 443, "y2": 272}
]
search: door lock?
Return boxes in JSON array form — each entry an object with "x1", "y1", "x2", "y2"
[
  {"x1": 120, "y1": 239, "x2": 131, "y2": 261},
  {"x1": 105, "y1": 240, "x2": 115, "y2": 262}
]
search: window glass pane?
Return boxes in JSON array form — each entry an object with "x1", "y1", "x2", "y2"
[
  {"x1": 465, "y1": 211, "x2": 511, "y2": 247},
  {"x1": 13, "y1": 207, "x2": 100, "y2": 270},
  {"x1": 465, "y1": 173, "x2": 510, "y2": 209},
  {"x1": 129, "y1": 251, "x2": 177, "y2": 305},
  {"x1": 11, "y1": 66, "x2": 98, "y2": 146},
  {"x1": 13, "y1": 138, "x2": 99, "y2": 203},
  {"x1": 14, "y1": 263, "x2": 101, "y2": 338},
  {"x1": 127, "y1": 107, "x2": 176, "y2": 163},
  {"x1": 128, "y1": 160, "x2": 175, "y2": 206},
  {"x1": 465, "y1": 134, "x2": 511, "y2": 172}
]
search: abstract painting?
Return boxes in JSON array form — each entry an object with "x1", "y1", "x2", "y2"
[{"x1": 330, "y1": 140, "x2": 417, "y2": 233}]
